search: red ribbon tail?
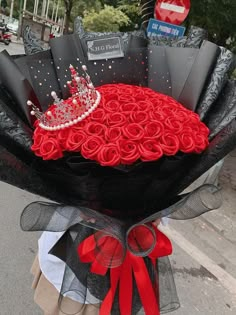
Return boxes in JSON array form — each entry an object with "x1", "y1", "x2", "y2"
[
  {"x1": 131, "y1": 254, "x2": 160, "y2": 315},
  {"x1": 119, "y1": 254, "x2": 133, "y2": 315},
  {"x1": 99, "y1": 266, "x2": 121, "y2": 315}
]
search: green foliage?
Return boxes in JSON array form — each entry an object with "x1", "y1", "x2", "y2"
[
  {"x1": 118, "y1": 0, "x2": 141, "y2": 31},
  {"x1": 232, "y1": 69, "x2": 236, "y2": 79},
  {"x1": 186, "y1": 0, "x2": 236, "y2": 51},
  {"x1": 83, "y1": 5, "x2": 130, "y2": 32},
  {"x1": 1, "y1": 0, "x2": 8, "y2": 8},
  {"x1": 71, "y1": 0, "x2": 102, "y2": 19}
]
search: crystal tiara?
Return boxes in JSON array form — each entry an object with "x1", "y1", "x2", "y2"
[{"x1": 27, "y1": 65, "x2": 101, "y2": 131}]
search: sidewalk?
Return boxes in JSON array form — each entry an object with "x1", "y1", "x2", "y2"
[
  {"x1": 162, "y1": 151, "x2": 236, "y2": 313},
  {"x1": 11, "y1": 35, "x2": 23, "y2": 45}
]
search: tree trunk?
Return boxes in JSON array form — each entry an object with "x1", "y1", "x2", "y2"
[{"x1": 64, "y1": 0, "x2": 73, "y2": 34}]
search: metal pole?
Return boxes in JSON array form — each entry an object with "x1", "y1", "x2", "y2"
[
  {"x1": 61, "y1": 14, "x2": 65, "y2": 34},
  {"x1": 46, "y1": 0, "x2": 50, "y2": 19},
  {"x1": 17, "y1": 0, "x2": 23, "y2": 40},
  {"x1": 55, "y1": 0, "x2": 59, "y2": 23},
  {"x1": 23, "y1": 0, "x2": 27, "y2": 16},
  {"x1": 34, "y1": 0, "x2": 39, "y2": 16},
  {"x1": 41, "y1": 0, "x2": 47, "y2": 17},
  {"x1": 33, "y1": 0, "x2": 38, "y2": 17},
  {"x1": 10, "y1": 0, "x2": 14, "y2": 19},
  {"x1": 51, "y1": 0, "x2": 55, "y2": 21},
  {"x1": 23, "y1": 0, "x2": 27, "y2": 11}
]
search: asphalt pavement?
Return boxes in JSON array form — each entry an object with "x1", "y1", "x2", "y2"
[{"x1": 0, "y1": 41, "x2": 236, "y2": 315}]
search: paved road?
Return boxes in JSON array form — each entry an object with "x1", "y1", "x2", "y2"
[{"x1": 0, "y1": 41, "x2": 236, "y2": 315}]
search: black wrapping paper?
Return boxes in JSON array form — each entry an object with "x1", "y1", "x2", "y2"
[
  {"x1": 205, "y1": 80, "x2": 236, "y2": 139},
  {"x1": 15, "y1": 49, "x2": 60, "y2": 111},
  {"x1": 196, "y1": 47, "x2": 235, "y2": 120},
  {"x1": 0, "y1": 51, "x2": 41, "y2": 126},
  {"x1": 148, "y1": 41, "x2": 220, "y2": 110}
]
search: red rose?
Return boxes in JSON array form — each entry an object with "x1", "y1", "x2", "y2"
[
  {"x1": 103, "y1": 100, "x2": 120, "y2": 112},
  {"x1": 65, "y1": 129, "x2": 87, "y2": 151},
  {"x1": 164, "y1": 117, "x2": 184, "y2": 134},
  {"x1": 137, "y1": 100, "x2": 153, "y2": 111},
  {"x1": 103, "y1": 93, "x2": 119, "y2": 102},
  {"x1": 149, "y1": 110, "x2": 166, "y2": 122},
  {"x1": 194, "y1": 134, "x2": 209, "y2": 153},
  {"x1": 159, "y1": 133, "x2": 179, "y2": 155},
  {"x1": 39, "y1": 138, "x2": 63, "y2": 160},
  {"x1": 81, "y1": 136, "x2": 105, "y2": 160},
  {"x1": 57, "y1": 128, "x2": 70, "y2": 146},
  {"x1": 118, "y1": 94, "x2": 136, "y2": 103},
  {"x1": 31, "y1": 128, "x2": 51, "y2": 156},
  {"x1": 121, "y1": 102, "x2": 138, "y2": 112},
  {"x1": 107, "y1": 113, "x2": 127, "y2": 127},
  {"x1": 130, "y1": 111, "x2": 149, "y2": 124},
  {"x1": 98, "y1": 144, "x2": 120, "y2": 166},
  {"x1": 134, "y1": 92, "x2": 145, "y2": 102},
  {"x1": 123, "y1": 123, "x2": 145, "y2": 141},
  {"x1": 179, "y1": 133, "x2": 196, "y2": 153},
  {"x1": 99, "y1": 85, "x2": 118, "y2": 95},
  {"x1": 32, "y1": 127, "x2": 47, "y2": 146},
  {"x1": 159, "y1": 105, "x2": 174, "y2": 116},
  {"x1": 173, "y1": 110, "x2": 190, "y2": 123},
  {"x1": 144, "y1": 121, "x2": 163, "y2": 139},
  {"x1": 105, "y1": 127, "x2": 122, "y2": 142},
  {"x1": 199, "y1": 123, "x2": 210, "y2": 137},
  {"x1": 151, "y1": 98, "x2": 164, "y2": 108},
  {"x1": 90, "y1": 108, "x2": 107, "y2": 123},
  {"x1": 86, "y1": 122, "x2": 106, "y2": 136},
  {"x1": 139, "y1": 140, "x2": 163, "y2": 161},
  {"x1": 119, "y1": 139, "x2": 140, "y2": 164}
]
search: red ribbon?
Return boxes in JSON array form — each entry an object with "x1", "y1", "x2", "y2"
[{"x1": 78, "y1": 226, "x2": 172, "y2": 315}]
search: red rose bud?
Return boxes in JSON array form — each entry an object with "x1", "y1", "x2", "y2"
[
  {"x1": 123, "y1": 123, "x2": 145, "y2": 141},
  {"x1": 145, "y1": 121, "x2": 164, "y2": 139},
  {"x1": 159, "y1": 133, "x2": 180, "y2": 156},
  {"x1": 107, "y1": 113, "x2": 127, "y2": 127},
  {"x1": 81, "y1": 136, "x2": 105, "y2": 159},
  {"x1": 105, "y1": 127, "x2": 122, "y2": 142},
  {"x1": 98, "y1": 144, "x2": 120, "y2": 166},
  {"x1": 39, "y1": 138, "x2": 63, "y2": 160},
  {"x1": 86, "y1": 122, "x2": 106, "y2": 136},
  {"x1": 139, "y1": 140, "x2": 163, "y2": 161},
  {"x1": 65, "y1": 129, "x2": 87, "y2": 151},
  {"x1": 119, "y1": 140, "x2": 140, "y2": 165}
]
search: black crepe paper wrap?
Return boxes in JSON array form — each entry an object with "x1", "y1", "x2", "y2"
[{"x1": 0, "y1": 28, "x2": 235, "y2": 314}]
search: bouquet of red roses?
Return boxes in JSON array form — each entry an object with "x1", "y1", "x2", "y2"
[{"x1": 0, "y1": 25, "x2": 235, "y2": 314}]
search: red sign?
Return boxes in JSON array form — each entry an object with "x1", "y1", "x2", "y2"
[{"x1": 154, "y1": 0, "x2": 191, "y2": 25}]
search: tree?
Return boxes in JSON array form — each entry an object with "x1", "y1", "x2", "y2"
[
  {"x1": 118, "y1": 0, "x2": 141, "y2": 31},
  {"x1": 185, "y1": 0, "x2": 236, "y2": 51},
  {"x1": 83, "y1": 5, "x2": 130, "y2": 32},
  {"x1": 63, "y1": 0, "x2": 74, "y2": 33}
]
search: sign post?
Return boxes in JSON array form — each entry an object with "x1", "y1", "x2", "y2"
[{"x1": 154, "y1": 0, "x2": 190, "y2": 25}]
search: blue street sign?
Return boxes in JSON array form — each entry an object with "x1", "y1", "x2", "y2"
[{"x1": 147, "y1": 18, "x2": 186, "y2": 38}]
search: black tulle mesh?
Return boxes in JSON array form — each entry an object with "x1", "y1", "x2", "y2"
[{"x1": 48, "y1": 226, "x2": 179, "y2": 315}]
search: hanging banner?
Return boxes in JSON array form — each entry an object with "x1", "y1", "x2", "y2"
[{"x1": 154, "y1": 0, "x2": 191, "y2": 25}]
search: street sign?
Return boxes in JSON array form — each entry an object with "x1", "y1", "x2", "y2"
[
  {"x1": 147, "y1": 18, "x2": 186, "y2": 38},
  {"x1": 154, "y1": 0, "x2": 191, "y2": 25}
]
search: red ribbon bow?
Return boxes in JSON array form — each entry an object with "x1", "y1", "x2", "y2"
[{"x1": 78, "y1": 225, "x2": 172, "y2": 315}]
